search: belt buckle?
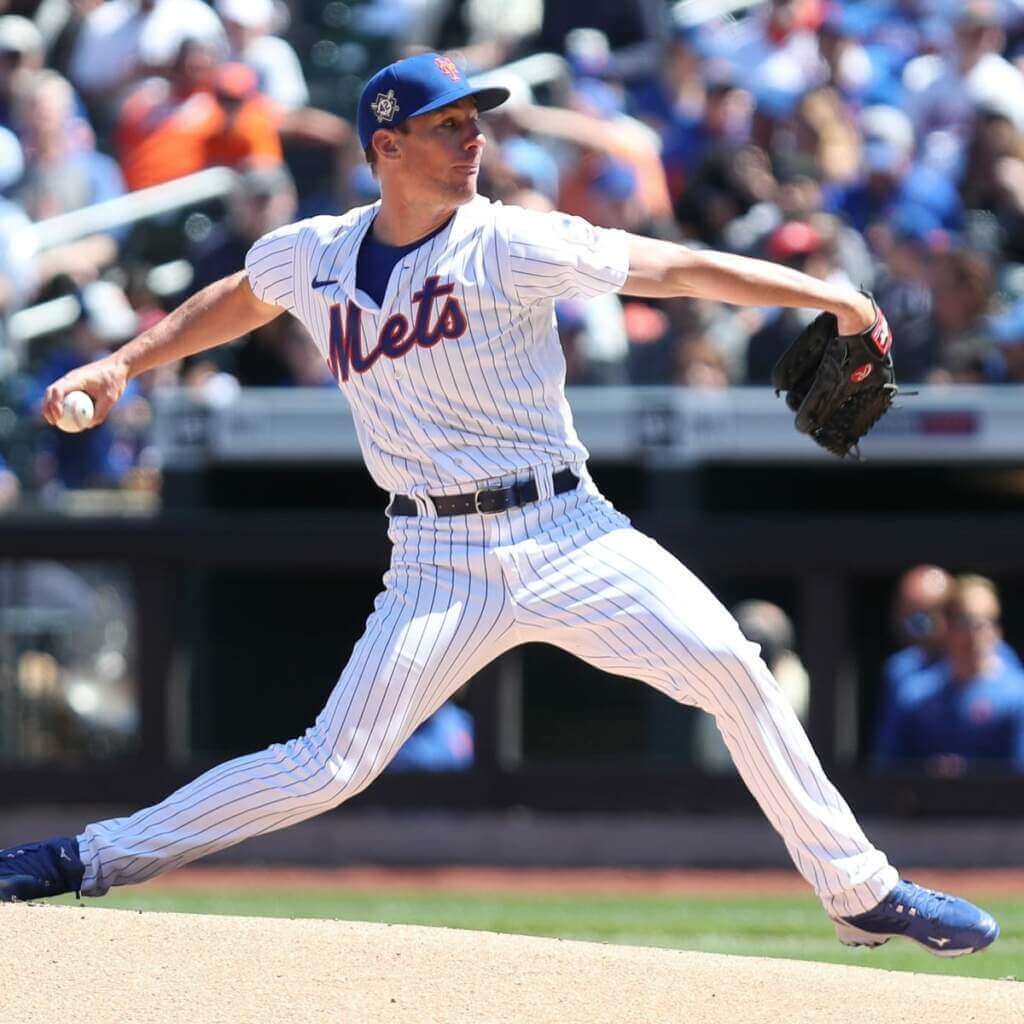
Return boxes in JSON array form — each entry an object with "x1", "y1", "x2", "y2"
[{"x1": 474, "y1": 488, "x2": 500, "y2": 515}]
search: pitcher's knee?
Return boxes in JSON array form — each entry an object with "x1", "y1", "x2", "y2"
[
  {"x1": 685, "y1": 639, "x2": 777, "y2": 713},
  {"x1": 280, "y1": 722, "x2": 396, "y2": 808}
]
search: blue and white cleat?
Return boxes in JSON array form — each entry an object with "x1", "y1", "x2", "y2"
[
  {"x1": 833, "y1": 879, "x2": 1000, "y2": 957},
  {"x1": 0, "y1": 837, "x2": 84, "y2": 902}
]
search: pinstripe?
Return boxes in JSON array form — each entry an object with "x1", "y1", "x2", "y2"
[
  {"x1": 82, "y1": 495, "x2": 892, "y2": 915},
  {"x1": 292, "y1": 225, "x2": 314, "y2": 343},
  {"x1": 346, "y1": 522, "x2": 445, "y2": 791},
  {"x1": 404, "y1": 229, "x2": 491, "y2": 488},
  {"x1": 391, "y1": 241, "x2": 444, "y2": 493},
  {"x1": 354, "y1": 304, "x2": 422, "y2": 488},
  {"x1": 441, "y1": 230, "x2": 519, "y2": 479},
  {"x1": 480, "y1": 262, "x2": 537, "y2": 448},
  {"x1": 372, "y1": 245, "x2": 429, "y2": 488},
  {"x1": 317, "y1": 221, "x2": 391, "y2": 456},
  {"x1": 212, "y1": 561, "x2": 515, "y2": 857},
  {"x1": 400, "y1": 526, "x2": 512, "y2": 736},
  {"x1": 328, "y1": 517, "x2": 434, "y2": 769},
  {"x1": 246, "y1": 249, "x2": 289, "y2": 269},
  {"x1": 509, "y1": 257, "x2": 620, "y2": 293},
  {"x1": 581, "y1": 528, "x2": 827, "y2": 885},
  {"x1": 103, "y1": 528, "x2": 499, "y2": 880},
  {"x1": 115, "y1": 587, "x2": 412, "y2": 841},
  {"x1": 485, "y1": 229, "x2": 545, "y2": 443},
  {"x1": 102, "y1": 577, "x2": 416, "y2": 866}
]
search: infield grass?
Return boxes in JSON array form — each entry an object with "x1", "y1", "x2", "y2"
[{"x1": 53, "y1": 887, "x2": 1023, "y2": 981}]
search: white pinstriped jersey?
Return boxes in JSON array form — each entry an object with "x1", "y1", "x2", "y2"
[{"x1": 244, "y1": 195, "x2": 629, "y2": 498}]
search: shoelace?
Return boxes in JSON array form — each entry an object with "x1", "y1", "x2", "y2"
[
  {"x1": 1, "y1": 841, "x2": 73, "y2": 881},
  {"x1": 1, "y1": 841, "x2": 48, "y2": 865},
  {"x1": 899, "y1": 882, "x2": 951, "y2": 918},
  {"x1": 873, "y1": 882, "x2": 952, "y2": 931}
]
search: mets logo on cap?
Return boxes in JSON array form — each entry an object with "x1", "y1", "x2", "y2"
[
  {"x1": 435, "y1": 55, "x2": 460, "y2": 81},
  {"x1": 356, "y1": 52, "x2": 510, "y2": 149},
  {"x1": 371, "y1": 89, "x2": 399, "y2": 124}
]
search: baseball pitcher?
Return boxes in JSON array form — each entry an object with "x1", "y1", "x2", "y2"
[{"x1": 1, "y1": 53, "x2": 998, "y2": 957}]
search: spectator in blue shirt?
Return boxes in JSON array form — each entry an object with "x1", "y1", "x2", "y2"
[
  {"x1": 881, "y1": 565, "x2": 954, "y2": 710},
  {"x1": 877, "y1": 575, "x2": 1024, "y2": 773},
  {"x1": 10, "y1": 69, "x2": 125, "y2": 289},
  {"x1": 12, "y1": 70, "x2": 125, "y2": 221},
  {"x1": 388, "y1": 701, "x2": 473, "y2": 772}
]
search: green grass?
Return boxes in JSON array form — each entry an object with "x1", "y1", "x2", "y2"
[{"x1": 54, "y1": 887, "x2": 1023, "y2": 981}]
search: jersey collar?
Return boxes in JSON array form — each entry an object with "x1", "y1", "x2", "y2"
[{"x1": 342, "y1": 197, "x2": 487, "y2": 311}]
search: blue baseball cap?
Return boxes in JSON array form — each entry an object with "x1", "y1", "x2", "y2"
[{"x1": 357, "y1": 52, "x2": 510, "y2": 150}]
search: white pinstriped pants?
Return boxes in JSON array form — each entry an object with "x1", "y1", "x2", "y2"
[{"x1": 78, "y1": 483, "x2": 897, "y2": 916}]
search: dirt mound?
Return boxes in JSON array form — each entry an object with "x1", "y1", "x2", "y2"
[{"x1": 4, "y1": 904, "x2": 1019, "y2": 1024}]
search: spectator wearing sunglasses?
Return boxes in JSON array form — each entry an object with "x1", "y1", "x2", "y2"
[
  {"x1": 880, "y1": 565, "x2": 954, "y2": 714},
  {"x1": 880, "y1": 565, "x2": 1020, "y2": 710},
  {"x1": 876, "y1": 575, "x2": 1024, "y2": 774}
]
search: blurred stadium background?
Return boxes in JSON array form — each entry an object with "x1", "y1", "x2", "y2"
[{"x1": 3, "y1": 0, "x2": 1024, "y2": 887}]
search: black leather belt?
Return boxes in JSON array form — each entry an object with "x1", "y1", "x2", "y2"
[{"x1": 388, "y1": 468, "x2": 579, "y2": 517}]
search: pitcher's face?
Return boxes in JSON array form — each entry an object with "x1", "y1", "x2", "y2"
[{"x1": 383, "y1": 99, "x2": 485, "y2": 207}]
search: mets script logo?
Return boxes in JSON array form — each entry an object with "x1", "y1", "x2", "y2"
[
  {"x1": 435, "y1": 55, "x2": 460, "y2": 81},
  {"x1": 327, "y1": 276, "x2": 467, "y2": 383},
  {"x1": 371, "y1": 89, "x2": 399, "y2": 124}
]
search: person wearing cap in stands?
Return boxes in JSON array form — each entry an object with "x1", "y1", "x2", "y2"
[
  {"x1": 745, "y1": 219, "x2": 837, "y2": 383},
  {"x1": 881, "y1": 566, "x2": 955, "y2": 711},
  {"x1": 187, "y1": 164, "x2": 301, "y2": 387},
  {"x1": 190, "y1": 165, "x2": 298, "y2": 294},
  {"x1": 116, "y1": 39, "x2": 281, "y2": 191},
  {"x1": 207, "y1": 61, "x2": 284, "y2": 171},
  {"x1": 925, "y1": 248, "x2": 1000, "y2": 384}
]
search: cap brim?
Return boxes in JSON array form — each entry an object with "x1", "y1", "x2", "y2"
[{"x1": 409, "y1": 84, "x2": 510, "y2": 121}]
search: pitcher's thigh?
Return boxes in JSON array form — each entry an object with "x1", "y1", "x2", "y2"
[
  {"x1": 545, "y1": 527, "x2": 771, "y2": 709},
  {"x1": 311, "y1": 559, "x2": 514, "y2": 785}
]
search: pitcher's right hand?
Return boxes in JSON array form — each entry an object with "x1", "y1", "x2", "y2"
[{"x1": 42, "y1": 354, "x2": 128, "y2": 429}]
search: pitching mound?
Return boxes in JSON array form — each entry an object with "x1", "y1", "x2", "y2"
[{"x1": 4, "y1": 904, "x2": 1019, "y2": 1024}]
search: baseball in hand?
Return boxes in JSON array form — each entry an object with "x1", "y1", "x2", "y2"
[{"x1": 56, "y1": 390, "x2": 95, "y2": 433}]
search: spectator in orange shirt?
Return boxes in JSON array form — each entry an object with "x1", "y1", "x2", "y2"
[
  {"x1": 207, "y1": 61, "x2": 282, "y2": 170},
  {"x1": 117, "y1": 39, "x2": 281, "y2": 192}
]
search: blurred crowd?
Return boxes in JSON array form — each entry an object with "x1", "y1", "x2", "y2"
[
  {"x1": 2, "y1": 0, "x2": 1024, "y2": 500},
  {"x1": 476, "y1": 0, "x2": 1024, "y2": 390}
]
